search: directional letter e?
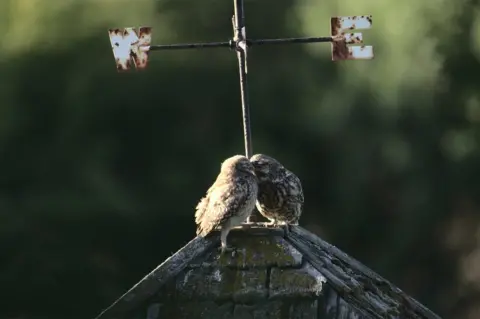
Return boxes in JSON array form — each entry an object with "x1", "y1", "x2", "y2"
[
  {"x1": 107, "y1": 27, "x2": 152, "y2": 71},
  {"x1": 330, "y1": 16, "x2": 374, "y2": 61}
]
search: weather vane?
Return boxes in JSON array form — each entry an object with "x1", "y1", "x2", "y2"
[{"x1": 107, "y1": 0, "x2": 374, "y2": 159}]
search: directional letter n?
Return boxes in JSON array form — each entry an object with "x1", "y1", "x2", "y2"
[{"x1": 108, "y1": 27, "x2": 152, "y2": 71}]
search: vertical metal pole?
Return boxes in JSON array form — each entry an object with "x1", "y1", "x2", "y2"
[{"x1": 233, "y1": 0, "x2": 252, "y2": 159}]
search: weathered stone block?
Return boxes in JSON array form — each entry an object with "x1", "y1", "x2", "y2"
[
  {"x1": 157, "y1": 277, "x2": 176, "y2": 301},
  {"x1": 233, "y1": 301, "x2": 283, "y2": 319},
  {"x1": 232, "y1": 299, "x2": 318, "y2": 319},
  {"x1": 233, "y1": 269, "x2": 268, "y2": 303},
  {"x1": 320, "y1": 286, "x2": 367, "y2": 318},
  {"x1": 269, "y1": 263, "x2": 326, "y2": 299},
  {"x1": 321, "y1": 285, "x2": 339, "y2": 318},
  {"x1": 157, "y1": 301, "x2": 234, "y2": 319},
  {"x1": 176, "y1": 267, "x2": 234, "y2": 300},
  {"x1": 176, "y1": 267, "x2": 267, "y2": 302},
  {"x1": 192, "y1": 236, "x2": 302, "y2": 269},
  {"x1": 146, "y1": 303, "x2": 160, "y2": 319},
  {"x1": 290, "y1": 300, "x2": 318, "y2": 319}
]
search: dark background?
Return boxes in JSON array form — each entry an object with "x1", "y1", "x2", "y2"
[{"x1": 1, "y1": 0, "x2": 480, "y2": 318}]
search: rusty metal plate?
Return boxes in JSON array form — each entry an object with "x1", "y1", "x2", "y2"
[
  {"x1": 330, "y1": 15, "x2": 374, "y2": 61},
  {"x1": 107, "y1": 27, "x2": 152, "y2": 71}
]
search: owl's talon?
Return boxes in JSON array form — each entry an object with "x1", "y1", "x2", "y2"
[
  {"x1": 266, "y1": 220, "x2": 278, "y2": 228},
  {"x1": 243, "y1": 217, "x2": 254, "y2": 225},
  {"x1": 219, "y1": 245, "x2": 236, "y2": 255}
]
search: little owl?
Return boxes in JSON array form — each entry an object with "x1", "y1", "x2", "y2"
[
  {"x1": 195, "y1": 155, "x2": 258, "y2": 253},
  {"x1": 249, "y1": 154, "x2": 303, "y2": 226}
]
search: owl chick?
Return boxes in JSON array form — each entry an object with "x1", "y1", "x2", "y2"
[
  {"x1": 249, "y1": 154, "x2": 304, "y2": 227},
  {"x1": 195, "y1": 155, "x2": 258, "y2": 253}
]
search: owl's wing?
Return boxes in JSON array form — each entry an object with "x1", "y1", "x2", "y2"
[
  {"x1": 286, "y1": 171, "x2": 304, "y2": 204},
  {"x1": 196, "y1": 179, "x2": 249, "y2": 236},
  {"x1": 257, "y1": 180, "x2": 279, "y2": 208},
  {"x1": 195, "y1": 181, "x2": 217, "y2": 225}
]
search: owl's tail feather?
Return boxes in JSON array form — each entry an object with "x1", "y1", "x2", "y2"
[
  {"x1": 196, "y1": 228, "x2": 206, "y2": 237},
  {"x1": 196, "y1": 222, "x2": 214, "y2": 237},
  {"x1": 195, "y1": 196, "x2": 209, "y2": 225}
]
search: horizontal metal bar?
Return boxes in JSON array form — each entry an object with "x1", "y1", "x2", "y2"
[
  {"x1": 148, "y1": 41, "x2": 231, "y2": 51},
  {"x1": 248, "y1": 36, "x2": 332, "y2": 46},
  {"x1": 146, "y1": 36, "x2": 333, "y2": 52}
]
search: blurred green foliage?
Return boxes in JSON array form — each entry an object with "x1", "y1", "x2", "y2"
[{"x1": 1, "y1": 0, "x2": 480, "y2": 318}]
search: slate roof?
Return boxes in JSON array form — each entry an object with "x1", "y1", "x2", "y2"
[{"x1": 94, "y1": 225, "x2": 441, "y2": 319}]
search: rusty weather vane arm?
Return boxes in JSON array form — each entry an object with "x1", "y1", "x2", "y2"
[
  {"x1": 146, "y1": 36, "x2": 336, "y2": 52},
  {"x1": 107, "y1": 6, "x2": 374, "y2": 159}
]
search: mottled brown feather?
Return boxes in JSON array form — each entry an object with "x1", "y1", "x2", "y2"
[
  {"x1": 195, "y1": 155, "x2": 258, "y2": 238},
  {"x1": 250, "y1": 154, "x2": 304, "y2": 225}
]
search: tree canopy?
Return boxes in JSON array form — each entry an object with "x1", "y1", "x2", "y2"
[{"x1": 1, "y1": 0, "x2": 479, "y2": 318}]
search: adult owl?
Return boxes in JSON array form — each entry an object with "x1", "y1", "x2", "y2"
[
  {"x1": 249, "y1": 154, "x2": 303, "y2": 226},
  {"x1": 195, "y1": 155, "x2": 258, "y2": 253}
]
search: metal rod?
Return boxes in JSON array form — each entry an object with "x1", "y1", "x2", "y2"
[
  {"x1": 149, "y1": 41, "x2": 231, "y2": 51},
  {"x1": 233, "y1": 0, "x2": 252, "y2": 159},
  {"x1": 147, "y1": 36, "x2": 332, "y2": 52},
  {"x1": 249, "y1": 36, "x2": 333, "y2": 46}
]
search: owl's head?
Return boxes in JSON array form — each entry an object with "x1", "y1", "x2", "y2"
[
  {"x1": 250, "y1": 153, "x2": 282, "y2": 181},
  {"x1": 221, "y1": 155, "x2": 255, "y2": 176}
]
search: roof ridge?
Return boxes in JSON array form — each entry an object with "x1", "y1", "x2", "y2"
[
  {"x1": 93, "y1": 236, "x2": 217, "y2": 319},
  {"x1": 94, "y1": 224, "x2": 441, "y2": 319},
  {"x1": 285, "y1": 226, "x2": 441, "y2": 319},
  {"x1": 93, "y1": 224, "x2": 285, "y2": 318}
]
